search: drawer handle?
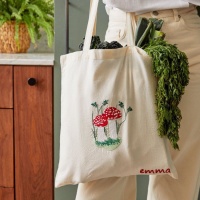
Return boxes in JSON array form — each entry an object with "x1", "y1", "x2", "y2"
[{"x1": 28, "y1": 78, "x2": 37, "y2": 86}]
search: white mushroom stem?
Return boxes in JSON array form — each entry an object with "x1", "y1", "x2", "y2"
[
  {"x1": 107, "y1": 120, "x2": 118, "y2": 139},
  {"x1": 97, "y1": 127, "x2": 108, "y2": 142},
  {"x1": 106, "y1": 123, "x2": 110, "y2": 138},
  {"x1": 103, "y1": 126, "x2": 109, "y2": 138}
]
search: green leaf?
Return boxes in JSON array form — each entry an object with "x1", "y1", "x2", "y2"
[
  {"x1": 102, "y1": 100, "x2": 109, "y2": 106},
  {"x1": 23, "y1": 13, "x2": 36, "y2": 43},
  {"x1": 91, "y1": 102, "x2": 98, "y2": 108},
  {"x1": 127, "y1": 107, "x2": 133, "y2": 112},
  {"x1": 118, "y1": 101, "x2": 124, "y2": 108}
]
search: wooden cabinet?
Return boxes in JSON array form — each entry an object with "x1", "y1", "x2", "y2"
[
  {"x1": 0, "y1": 65, "x2": 53, "y2": 200},
  {"x1": 0, "y1": 66, "x2": 13, "y2": 108},
  {"x1": 0, "y1": 109, "x2": 14, "y2": 200}
]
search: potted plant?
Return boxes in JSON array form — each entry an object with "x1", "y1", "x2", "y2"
[{"x1": 0, "y1": 0, "x2": 54, "y2": 53}]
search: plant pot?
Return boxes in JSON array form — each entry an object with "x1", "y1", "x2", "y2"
[{"x1": 0, "y1": 21, "x2": 31, "y2": 53}]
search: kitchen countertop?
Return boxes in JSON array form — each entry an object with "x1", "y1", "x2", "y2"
[{"x1": 0, "y1": 53, "x2": 54, "y2": 65}]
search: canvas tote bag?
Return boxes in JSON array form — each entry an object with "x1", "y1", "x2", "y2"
[{"x1": 55, "y1": 0, "x2": 177, "y2": 187}]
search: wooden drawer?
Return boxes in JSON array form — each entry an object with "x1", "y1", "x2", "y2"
[
  {"x1": 0, "y1": 110, "x2": 14, "y2": 187},
  {"x1": 0, "y1": 187, "x2": 14, "y2": 200},
  {"x1": 0, "y1": 66, "x2": 13, "y2": 108}
]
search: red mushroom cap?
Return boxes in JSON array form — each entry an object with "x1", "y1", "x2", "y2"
[
  {"x1": 104, "y1": 107, "x2": 122, "y2": 120},
  {"x1": 93, "y1": 114, "x2": 108, "y2": 127}
]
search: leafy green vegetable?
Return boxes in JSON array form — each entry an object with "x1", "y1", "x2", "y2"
[
  {"x1": 149, "y1": 18, "x2": 164, "y2": 31},
  {"x1": 135, "y1": 17, "x2": 149, "y2": 47},
  {"x1": 79, "y1": 35, "x2": 101, "y2": 50},
  {"x1": 97, "y1": 41, "x2": 123, "y2": 49},
  {"x1": 137, "y1": 20, "x2": 153, "y2": 48},
  {"x1": 144, "y1": 39, "x2": 189, "y2": 149},
  {"x1": 135, "y1": 17, "x2": 165, "y2": 48},
  {"x1": 135, "y1": 17, "x2": 190, "y2": 149},
  {"x1": 79, "y1": 36, "x2": 123, "y2": 50}
]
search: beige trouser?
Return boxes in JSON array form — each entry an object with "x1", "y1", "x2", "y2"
[{"x1": 76, "y1": 5, "x2": 200, "y2": 200}]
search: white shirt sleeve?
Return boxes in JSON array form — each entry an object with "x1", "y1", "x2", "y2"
[
  {"x1": 185, "y1": 0, "x2": 200, "y2": 5},
  {"x1": 102, "y1": 0, "x2": 199, "y2": 13}
]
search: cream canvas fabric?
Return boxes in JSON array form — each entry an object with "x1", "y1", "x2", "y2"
[{"x1": 55, "y1": 0, "x2": 177, "y2": 188}]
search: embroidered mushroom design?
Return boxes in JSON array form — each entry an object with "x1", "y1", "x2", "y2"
[
  {"x1": 93, "y1": 114, "x2": 108, "y2": 127},
  {"x1": 91, "y1": 100, "x2": 133, "y2": 151},
  {"x1": 104, "y1": 107, "x2": 122, "y2": 120}
]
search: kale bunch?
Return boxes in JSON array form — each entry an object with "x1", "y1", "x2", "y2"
[
  {"x1": 79, "y1": 36, "x2": 101, "y2": 50},
  {"x1": 79, "y1": 35, "x2": 123, "y2": 50},
  {"x1": 96, "y1": 41, "x2": 123, "y2": 49}
]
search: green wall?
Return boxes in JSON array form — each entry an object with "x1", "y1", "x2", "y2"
[{"x1": 53, "y1": 1, "x2": 151, "y2": 199}]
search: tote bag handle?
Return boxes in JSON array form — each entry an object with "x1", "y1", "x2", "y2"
[
  {"x1": 83, "y1": 0, "x2": 99, "y2": 51},
  {"x1": 90, "y1": 0, "x2": 97, "y2": 36},
  {"x1": 84, "y1": 0, "x2": 137, "y2": 51}
]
